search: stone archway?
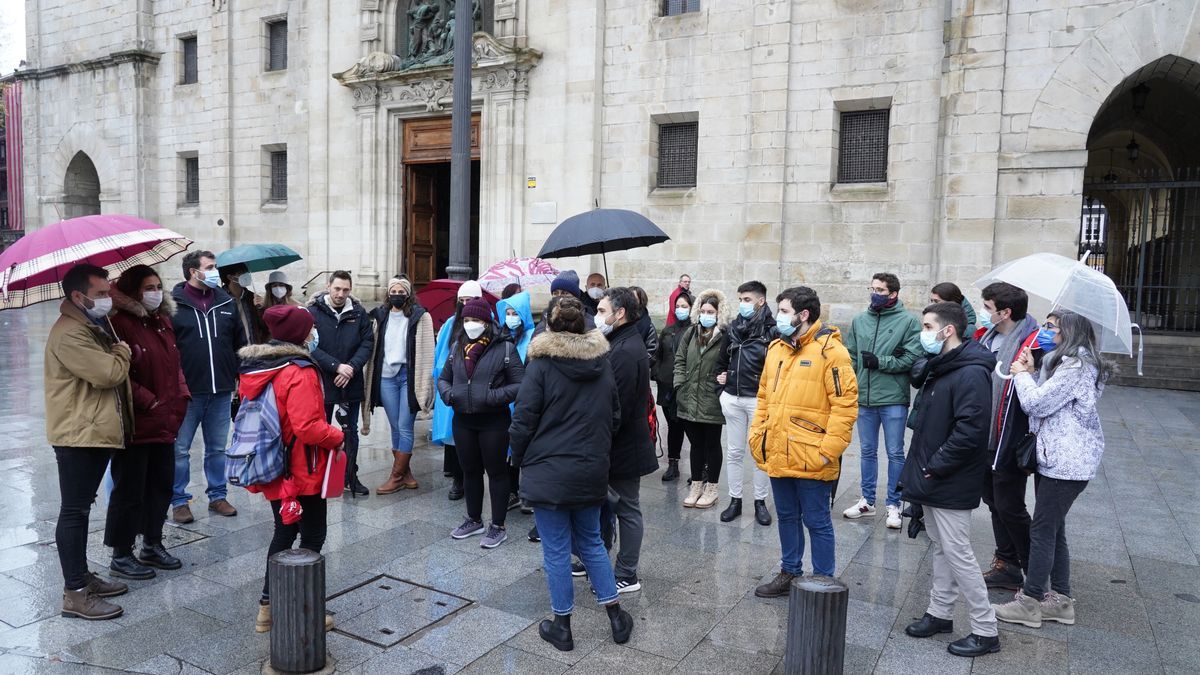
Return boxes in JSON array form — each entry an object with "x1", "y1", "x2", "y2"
[{"x1": 63, "y1": 151, "x2": 101, "y2": 219}]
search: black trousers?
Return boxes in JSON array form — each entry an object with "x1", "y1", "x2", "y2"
[
  {"x1": 325, "y1": 402, "x2": 361, "y2": 478},
  {"x1": 104, "y1": 442, "x2": 174, "y2": 550},
  {"x1": 262, "y1": 495, "x2": 328, "y2": 600},
  {"x1": 444, "y1": 444, "x2": 463, "y2": 482},
  {"x1": 683, "y1": 420, "x2": 724, "y2": 483},
  {"x1": 54, "y1": 446, "x2": 112, "y2": 589},
  {"x1": 453, "y1": 415, "x2": 511, "y2": 527},
  {"x1": 664, "y1": 411, "x2": 686, "y2": 461},
  {"x1": 981, "y1": 466, "x2": 1032, "y2": 570}
]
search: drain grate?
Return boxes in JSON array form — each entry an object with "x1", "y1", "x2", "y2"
[{"x1": 328, "y1": 574, "x2": 472, "y2": 648}]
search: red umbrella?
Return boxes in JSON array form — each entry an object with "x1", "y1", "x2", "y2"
[{"x1": 416, "y1": 279, "x2": 499, "y2": 332}]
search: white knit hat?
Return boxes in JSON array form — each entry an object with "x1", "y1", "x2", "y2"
[{"x1": 457, "y1": 280, "x2": 483, "y2": 298}]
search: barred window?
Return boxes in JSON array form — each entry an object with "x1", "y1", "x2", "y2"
[
  {"x1": 180, "y1": 37, "x2": 198, "y2": 85},
  {"x1": 185, "y1": 157, "x2": 200, "y2": 205},
  {"x1": 838, "y1": 109, "x2": 889, "y2": 183},
  {"x1": 267, "y1": 20, "x2": 288, "y2": 71},
  {"x1": 662, "y1": 0, "x2": 700, "y2": 16},
  {"x1": 269, "y1": 150, "x2": 287, "y2": 202},
  {"x1": 657, "y1": 122, "x2": 698, "y2": 189}
]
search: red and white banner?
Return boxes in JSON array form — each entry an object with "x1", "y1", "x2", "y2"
[{"x1": 3, "y1": 81, "x2": 24, "y2": 231}]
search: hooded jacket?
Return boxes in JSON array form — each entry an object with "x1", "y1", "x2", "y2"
[
  {"x1": 606, "y1": 321, "x2": 658, "y2": 479},
  {"x1": 495, "y1": 291, "x2": 535, "y2": 362},
  {"x1": 897, "y1": 340, "x2": 994, "y2": 510},
  {"x1": 843, "y1": 299, "x2": 922, "y2": 407},
  {"x1": 236, "y1": 342, "x2": 345, "y2": 500},
  {"x1": 510, "y1": 330, "x2": 620, "y2": 510},
  {"x1": 364, "y1": 301, "x2": 435, "y2": 425},
  {"x1": 673, "y1": 289, "x2": 730, "y2": 426},
  {"x1": 109, "y1": 288, "x2": 190, "y2": 445},
  {"x1": 307, "y1": 292, "x2": 375, "y2": 404},
  {"x1": 749, "y1": 320, "x2": 858, "y2": 481},
  {"x1": 44, "y1": 300, "x2": 134, "y2": 449},
  {"x1": 171, "y1": 281, "x2": 244, "y2": 395},
  {"x1": 437, "y1": 331, "x2": 525, "y2": 417},
  {"x1": 717, "y1": 303, "x2": 777, "y2": 398},
  {"x1": 430, "y1": 316, "x2": 457, "y2": 444}
]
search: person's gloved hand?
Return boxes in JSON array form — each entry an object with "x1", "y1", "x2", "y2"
[
  {"x1": 861, "y1": 351, "x2": 880, "y2": 369},
  {"x1": 892, "y1": 345, "x2": 907, "y2": 358},
  {"x1": 279, "y1": 497, "x2": 303, "y2": 525}
]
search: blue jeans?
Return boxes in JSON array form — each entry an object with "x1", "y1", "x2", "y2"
[
  {"x1": 535, "y1": 506, "x2": 619, "y2": 615},
  {"x1": 857, "y1": 404, "x2": 908, "y2": 507},
  {"x1": 379, "y1": 367, "x2": 416, "y2": 453},
  {"x1": 771, "y1": 477, "x2": 835, "y2": 576},
  {"x1": 173, "y1": 391, "x2": 233, "y2": 507}
]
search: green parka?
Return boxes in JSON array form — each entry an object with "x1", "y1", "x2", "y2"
[
  {"x1": 673, "y1": 289, "x2": 729, "y2": 425},
  {"x1": 843, "y1": 299, "x2": 922, "y2": 407}
]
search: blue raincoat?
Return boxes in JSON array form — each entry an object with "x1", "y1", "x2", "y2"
[
  {"x1": 430, "y1": 317, "x2": 457, "y2": 445},
  {"x1": 495, "y1": 291, "x2": 534, "y2": 362}
]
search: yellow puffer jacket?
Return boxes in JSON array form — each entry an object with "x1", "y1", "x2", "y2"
[{"x1": 749, "y1": 320, "x2": 859, "y2": 481}]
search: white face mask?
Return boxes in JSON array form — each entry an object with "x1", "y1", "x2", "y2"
[
  {"x1": 587, "y1": 287, "x2": 605, "y2": 300},
  {"x1": 595, "y1": 313, "x2": 613, "y2": 335},
  {"x1": 463, "y1": 321, "x2": 487, "y2": 340},
  {"x1": 237, "y1": 272, "x2": 253, "y2": 289},
  {"x1": 84, "y1": 296, "x2": 113, "y2": 319},
  {"x1": 141, "y1": 290, "x2": 163, "y2": 311},
  {"x1": 271, "y1": 286, "x2": 288, "y2": 299}
]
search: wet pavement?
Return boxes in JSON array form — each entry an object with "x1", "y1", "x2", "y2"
[{"x1": 0, "y1": 302, "x2": 1198, "y2": 674}]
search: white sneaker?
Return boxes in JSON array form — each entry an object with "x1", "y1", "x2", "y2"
[
  {"x1": 842, "y1": 497, "x2": 876, "y2": 519},
  {"x1": 886, "y1": 505, "x2": 902, "y2": 529}
]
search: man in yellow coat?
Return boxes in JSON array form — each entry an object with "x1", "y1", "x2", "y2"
[{"x1": 749, "y1": 286, "x2": 858, "y2": 597}]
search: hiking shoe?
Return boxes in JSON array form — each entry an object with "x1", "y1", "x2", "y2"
[
  {"x1": 982, "y1": 558, "x2": 1024, "y2": 590},
  {"x1": 1040, "y1": 591, "x2": 1076, "y2": 625},
  {"x1": 138, "y1": 543, "x2": 182, "y2": 571},
  {"x1": 84, "y1": 572, "x2": 127, "y2": 598},
  {"x1": 615, "y1": 577, "x2": 641, "y2": 594},
  {"x1": 450, "y1": 518, "x2": 485, "y2": 539},
  {"x1": 695, "y1": 483, "x2": 720, "y2": 509},
  {"x1": 172, "y1": 504, "x2": 194, "y2": 524},
  {"x1": 993, "y1": 590, "x2": 1042, "y2": 628},
  {"x1": 842, "y1": 497, "x2": 875, "y2": 519},
  {"x1": 905, "y1": 612, "x2": 953, "y2": 638},
  {"x1": 683, "y1": 481, "x2": 704, "y2": 508},
  {"x1": 62, "y1": 588, "x2": 122, "y2": 620},
  {"x1": 886, "y1": 505, "x2": 903, "y2": 529},
  {"x1": 947, "y1": 633, "x2": 1001, "y2": 657},
  {"x1": 208, "y1": 499, "x2": 238, "y2": 517},
  {"x1": 754, "y1": 570, "x2": 796, "y2": 598},
  {"x1": 255, "y1": 602, "x2": 272, "y2": 633},
  {"x1": 571, "y1": 561, "x2": 588, "y2": 577},
  {"x1": 480, "y1": 524, "x2": 508, "y2": 549}
]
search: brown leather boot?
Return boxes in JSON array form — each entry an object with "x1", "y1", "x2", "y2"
[
  {"x1": 377, "y1": 452, "x2": 407, "y2": 495},
  {"x1": 62, "y1": 588, "x2": 123, "y2": 620},
  {"x1": 396, "y1": 452, "x2": 419, "y2": 490}
]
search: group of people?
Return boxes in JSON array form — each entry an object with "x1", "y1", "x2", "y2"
[{"x1": 44, "y1": 255, "x2": 1109, "y2": 659}]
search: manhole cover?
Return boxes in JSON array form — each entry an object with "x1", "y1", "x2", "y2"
[{"x1": 330, "y1": 575, "x2": 472, "y2": 648}]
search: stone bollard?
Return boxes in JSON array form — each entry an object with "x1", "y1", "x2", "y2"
[
  {"x1": 268, "y1": 548, "x2": 326, "y2": 674},
  {"x1": 783, "y1": 575, "x2": 848, "y2": 675}
]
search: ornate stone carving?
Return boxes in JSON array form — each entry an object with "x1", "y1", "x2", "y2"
[
  {"x1": 479, "y1": 67, "x2": 529, "y2": 93},
  {"x1": 352, "y1": 83, "x2": 382, "y2": 108},
  {"x1": 395, "y1": 1, "x2": 488, "y2": 71},
  {"x1": 392, "y1": 78, "x2": 452, "y2": 112}
]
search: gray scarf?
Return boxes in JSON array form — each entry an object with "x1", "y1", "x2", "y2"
[{"x1": 982, "y1": 314, "x2": 1039, "y2": 451}]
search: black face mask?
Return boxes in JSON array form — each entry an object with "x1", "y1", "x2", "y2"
[{"x1": 389, "y1": 294, "x2": 408, "y2": 309}]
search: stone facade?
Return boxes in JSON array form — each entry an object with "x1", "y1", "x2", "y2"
[{"x1": 15, "y1": 0, "x2": 1200, "y2": 321}]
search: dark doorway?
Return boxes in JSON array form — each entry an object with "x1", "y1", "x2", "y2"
[
  {"x1": 404, "y1": 160, "x2": 480, "y2": 286},
  {"x1": 63, "y1": 151, "x2": 101, "y2": 219}
]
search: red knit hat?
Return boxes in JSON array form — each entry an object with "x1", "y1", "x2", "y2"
[
  {"x1": 461, "y1": 298, "x2": 493, "y2": 323},
  {"x1": 264, "y1": 305, "x2": 315, "y2": 345}
]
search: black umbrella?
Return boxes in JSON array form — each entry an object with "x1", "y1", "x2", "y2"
[{"x1": 536, "y1": 208, "x2": 670, "y2": 281}]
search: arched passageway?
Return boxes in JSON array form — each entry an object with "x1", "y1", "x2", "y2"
[{"x1": 63, "y1": 151, "x2": 101, "y2": 220}]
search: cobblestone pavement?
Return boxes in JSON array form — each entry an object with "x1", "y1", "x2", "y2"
[{"x1": 0, "y1": 303, "x2": 1197, "y2": 674}]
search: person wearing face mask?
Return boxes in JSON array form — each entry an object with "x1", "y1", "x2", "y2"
[
  {"x1": 495, "y1": 291, "x2": 536, "y2": 513},
  {"x1": 673, "y1": 289, "x2": 731, "y2": 510},
  {"x1": 653, "y1": 291, "x2": 693, "y2": 481},
  {"x1": 431, "y1": 280, "x2": 485, "y2": 501},
  {"x1": 582, "y1": 273, "x2": 607, "y2": 313},
  {"x1": 842, "y1": 272, "x2": 922, "y2": 530},
  {"x1": 438, "y1": 298, "x2": 525, "y2": 549},
  {"x1": 665, "y1": 274, "x2": 692, "y2": 326},
  {"x1": 930, "y1": 282, "x2": 976, "y2": 338},
  {"x1": 219, "y1": 263, "x2": 268, "y2": 345},
  {"x1": 365, "y1": 277, "x2": 435, "y2": 494},
  {"x1": 263, "y1": 271, "x2": 301, "y2": 309},
  {"x1": 45, "y1": 264, "x2": 134, "y2": 620},
  {"x1": 898, "y1": 302, "x2": 1001, "y2": 658},
  {"x1": 105, "y1": 265, "x2": 191, "y2": 582},
  {"x1": 750, "y1": 286, "x2": 858, "y2": 599},
  {"x1": 170, "y1": 250, "x2": 246, "y2": 523}
]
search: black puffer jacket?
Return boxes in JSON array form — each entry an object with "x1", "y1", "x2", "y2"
[
  {"x1": 437, "y1": 332, "x2": 525, "y2": 415},
  {"x1": 898, "y1": 340, "x2": 994, "y2": 510},
  {"x1": 653, "y1": 321, "x2": 689, "y2": 417},
  {"x1": 717, "y1": 305, "x2": 776, "y2": 398},
  {"x1": 511, "y1": 330, "x2": 619, "y2": 510},
  {"x1": 607, "y1": 322, "x2": 657, "y2": 480},
  {"x1": 307, "y1": 293, "x2": 375, "y2": 403}
]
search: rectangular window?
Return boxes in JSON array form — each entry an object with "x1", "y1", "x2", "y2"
[
  {"x1": 184, "y1": 157, "x2": 200, "y2": 205},
  {"x1": 657, "y1": 121, "x2": 698, "y2": 189},
  {"x1": 180, "y1": 36, "x2": 198, "y2": 84},
  {"x1": 267, "y1": 20, "x2": 288, "y2": 71},
  {"x1": 837, "y1": 109, "x2": 890, "y2": 183},
  {"x1": 269, "y1": 150, "x2": 288, "y2": 202},
  {"x1": 663, "y1": 0, "x2": 700, "y2": 16}
]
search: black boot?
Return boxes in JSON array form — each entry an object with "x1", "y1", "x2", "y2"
[
  {"x1": 345, "y1": 447, "x2": 369, "y2": 497},
  {"x1": 110, "y1": 548, "x2": 156, "y2": 580},
  {"x1": 947, "y1": 633, "x2": 1001, "y2": 657},
  {"x1": 138, "y1": 542, "x2": 182, "y2": 570},
  {"x1": 606, "y1": 603, "x2": 633, "y2": 644},
  {"x1": 661, "y1": 460, "x2": 680, "y2": 482},
  {"x1": 754, "y1": 500, "x2": 773, "y2": 526},
  {"x1": 538, "y1": 613, "x2": 574, "y2": 652},
  {"x1": 347, "y1": 474, "x2": 370, "y2": 497},
  {"x1": 905, "y1": 613, "x2": 954, "y2": 638},
  {"x1": 448, "y1": 477, "x2": 464, "y2": 501},
  {"x1": 719, "y1": 498, "x2": 742, "y2": 522}
]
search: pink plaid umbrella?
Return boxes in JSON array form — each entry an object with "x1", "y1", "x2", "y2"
[
  {"x1": 0, "y1": 214, "x2": 193, "y2": 310},
  {"x1": 477, "y1": 257, "x2": 560, "y2": 294}
]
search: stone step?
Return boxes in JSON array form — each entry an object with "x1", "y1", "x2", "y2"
[{"x1": 1109, "y1": 375, "x2": 1200, "y2": 392}]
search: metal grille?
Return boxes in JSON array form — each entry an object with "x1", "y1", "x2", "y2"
[
  {"x1": 268, "y1": 21, "x2": 288, "y2": 71},
  {"x1": 663, "y1": 0, "x2": 701, "y2": 15},
  {"x1": 184, "y1": 157, "x2": 199, "y2": 205},
  {"x1": 838, "y1": 109, "x2": 889, "y2": 183},
  {"x1": 658, "y1": 122, "x2": 698, "y2": 189},
  {"x1": 270, "y1": 150, "x2": 287, "y2": 202},
  {"x1": 181, "y1": 37, "x2": 198, "y2": 84}
]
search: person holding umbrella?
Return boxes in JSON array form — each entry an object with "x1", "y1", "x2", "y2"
[{"x1": 219, "y1": 263, "x2": 268, "y2": 345}]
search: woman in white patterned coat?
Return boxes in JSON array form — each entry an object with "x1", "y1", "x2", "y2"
[{"x1": 992, "y1": 310, "x2": 1111, "y2": 630}]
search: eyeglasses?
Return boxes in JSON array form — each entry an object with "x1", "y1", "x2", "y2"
[
  {"x1": 1041, "y1": 322, "x2": 1059, "y2": 331},
  {"x1": 867, "y1": 287, "x2": 889, "y2": 293}
]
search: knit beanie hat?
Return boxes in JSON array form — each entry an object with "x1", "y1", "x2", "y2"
[
  {"x1": 550, "y1": 270, "x2": 581, "y2": 298},
  {"x1": 460, "y1": 298, "x2": 493, "y2": 323},
  {"x1": 388, "y1": 277, "x2": 413, "y2": 295},
  {"x1": 458, "y1": 280, "x2": 483, "y2": 299},
  {"x1": 264, "y1": 305, "x2": 315, "y2": 345}
]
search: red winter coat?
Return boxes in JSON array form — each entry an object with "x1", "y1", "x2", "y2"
[
  {"x1": 109, "y1": 289, "x2": 191, "y2": 445},
  {"x1": 236, "y1": 342, "x2": 345, "y2": 500}
]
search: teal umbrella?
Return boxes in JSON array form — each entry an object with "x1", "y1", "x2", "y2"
[{"x1": 216, "y1": 244, "x2": 302, "y2": 273}]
